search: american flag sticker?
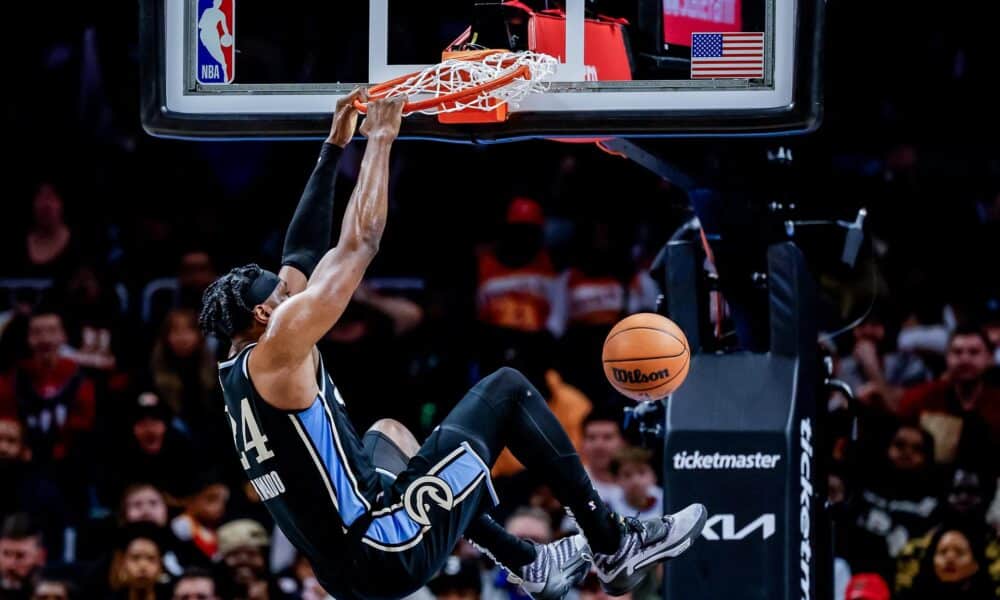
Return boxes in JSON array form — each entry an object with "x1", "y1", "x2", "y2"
[{"x1": 690, "y1": 32, "x2": 764, "y2": 79}]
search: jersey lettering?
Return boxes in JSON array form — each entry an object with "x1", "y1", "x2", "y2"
[{"x1": 226, "y1": 397, "x2": 275, "y2": 469}]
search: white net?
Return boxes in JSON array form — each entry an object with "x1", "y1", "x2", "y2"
[{"x1": 375, "y1": 51, "x2": 558, "y2": 115}]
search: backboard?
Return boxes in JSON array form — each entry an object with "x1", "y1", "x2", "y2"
[{"x1": 140, "y1": 0, "x2": 823, "y2": 141}]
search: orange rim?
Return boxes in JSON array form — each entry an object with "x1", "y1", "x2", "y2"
[{"x1": 353, "y1": 52, "x2": 532, "y2": 115}]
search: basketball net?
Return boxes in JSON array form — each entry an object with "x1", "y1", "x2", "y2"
[{"x1": 356, "y1": 50, "x2": 558, "y2": 122}]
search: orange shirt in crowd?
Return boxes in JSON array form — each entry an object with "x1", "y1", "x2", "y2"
[
  {"x1": 565, "y1": 269, "x2": 625, "y2": 326},
  {"x1": 476, "y1": 248, "x2": 558, "y2": 333}
]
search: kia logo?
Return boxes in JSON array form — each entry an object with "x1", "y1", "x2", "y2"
[{"x1": 701, "y1": 514, "x2": 776, "y2": 541}]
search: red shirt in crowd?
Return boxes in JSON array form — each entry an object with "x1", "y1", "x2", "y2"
[
  {"x1": 900, "y1": 379, "x2": 1000, "y2": 450},
  {"x1": 0, "y1": 356, "x2": 96, "y2": 461}
]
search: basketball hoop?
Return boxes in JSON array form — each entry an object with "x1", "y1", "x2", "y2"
[{"x1": 354, "y1": 50, "x2": 557, "y2": 123}]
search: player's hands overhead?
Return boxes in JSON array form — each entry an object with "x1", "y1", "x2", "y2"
[
  {"x1": 359, "y1": 96, "x2": 405, "y2": 142},
  {"x1": 327, "y1": 87, "x2": 366, "y2": 147}
]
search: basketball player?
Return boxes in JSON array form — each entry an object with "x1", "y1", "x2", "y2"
[{"x1": 200, "y1": 91, "x2": 707, "y2": 600}]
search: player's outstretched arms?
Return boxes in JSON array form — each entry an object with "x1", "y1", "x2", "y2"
[
  {"x1": 254, "y1": 97, "x2": 405, "y2": 378},
  {"x1": 278, "y1": 88, "x2": 365, "y2": 295}
]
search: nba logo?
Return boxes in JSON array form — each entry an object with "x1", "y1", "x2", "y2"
[{"x1": 196, "y1": 0, "x2": 235, "y2": 84}]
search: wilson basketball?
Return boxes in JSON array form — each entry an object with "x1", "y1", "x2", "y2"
[{"x1": 602, "y1": 313, "x2": 690, "y2": 402}]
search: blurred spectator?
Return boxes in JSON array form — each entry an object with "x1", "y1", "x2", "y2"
[
  {"x1": 607, "y1": 447, "x2": 662, "y2": 520},
  {"x1": 848, "y1": 423, "x2": 941, "y2": 567},
  {"x1": 222, "y1": 478, "x2": 274, "y2": 538},
  {"x1": 122, "y1": 484, "x2": 169, "y2": 528},
  {"x1": 102, "y1": 391, "x2": 196, "y2": 502},
  {"x1": 898, "y1": 525, "x2": 995, "y2": 600},
  {"x1": 170, "y1": 474, "x2": 229, "y2": 561},
  {"x1": 176, "y1": 251, "x2": 217, "y2": 312},
  {"x1": 526, "y1": 485, "x2": 565, "y2": 535},
  {"x1": 79, "y1": 483, "x2": 199, "y2": 598},
  {"x1": 428, "y1": 557, "x2": 481, "y2": 600},
  {"x1": 123, "y1": 483, "x2": 206, "y2": 570},
  {"x1": 579, "y1": 411, "x2": 625, "y2": 505},
  {"x1": 10, "y1": 183, "x2": 79, "y2": 279},
  {"x1": 120, "y1": 483, "x2": 207, "y2": 576},
  {"x1": 894, "y1": 467, "x2": 1000, "y2": 596},
  {"x1": 0, "y1": 418, "x2": 66, "y2": 556},
  {"x1": 215, "y1": 519, "x2": 291, "y2": 600},
  {"x1": 58, "y1": 264, "x2": 120, "y2": 372},
  {"x1": 896, "y1": 309, "x2": 953, "y2": 363},
  {"x1": 504, "y1": 508, "x2": 552, "y2": 545},
  {"x1": 836, "y1": 310, "x2": 931, "y2": 413},
  {"x1": 0, "y1": 305, "x2": 96, "y2": 466},
  {"x1": 350, "y1": 285, "x2": 424, "y2": 337},
  {"x1": 171, "y1": 568, "x2": 219, "y2": 600},
  {"x1": 474, "y1": 198, "x2": 564, "y2": 388},
  {"x1": 941, "y1": 468, "x2": 998, "y2": 529},
  {"x1": 899, "y1": 325, "x2": 999, "y2": 466},
  {"x1": 274, "y1": 553, "x2": 329, "y2": 600},
  {"x1": 108, "y1": 523, "x2": 171, "y2": 600},
  {"x1": 0, "y1": 514, "x2": 46, "y2": 598},
  {"x1": 844, "y1": 573, "x2": 890, "y2": 600},
  {"x1": 29, "y1": 578, "x2": 74, "y2": 600},
  {"x1": 145, "y1": 251, "x2": 219, "y2": 330},
  {"x1": 556, "y1": 222, "x2": 626, "y2": 400},
  {"x1": 150, "y1": 309, "x2": 218, "y2": 438},
  {"x1": 0, "y1": 290, "x2": 37, "y2": 372},
  {"x1": 476, "y1": 197, "x2": 563, "y2": 336}
]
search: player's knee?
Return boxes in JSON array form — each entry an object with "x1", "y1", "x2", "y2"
[
  {"x1": 491, "y1": 366, "x2": 529, "y2": 388},
  {"x1": 483, "y1": 367, "x2": 537, "y2": 410},
  {"x1": 368, "y1": 418, "x2": 420, "y2": 458}
]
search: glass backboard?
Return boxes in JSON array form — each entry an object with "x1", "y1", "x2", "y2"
[{"x1": 141, "y1": 0, "x2": 823, "y2": 141}]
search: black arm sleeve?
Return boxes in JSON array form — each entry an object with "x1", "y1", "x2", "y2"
[{"x1": 281, "y1": 142, "x2": 344, "y2": 277}]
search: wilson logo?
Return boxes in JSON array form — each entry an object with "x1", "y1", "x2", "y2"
[
  {"x1": 611, "y1": 367, "x2": 670, "y2": 384},
  {"x1": 403, "y1": 475, "x2": 454, "y2": 526}
]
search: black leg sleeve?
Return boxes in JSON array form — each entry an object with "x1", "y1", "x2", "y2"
[
  {"x1": 415, "y1": 367, "x2": 623, "y2": 554},
  {"x1": 465, "y1": 515, "x2": 537, "y2": 569}
]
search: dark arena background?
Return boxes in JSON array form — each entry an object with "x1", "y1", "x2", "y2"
[{"x1": 1, "y1": 2, "x2": 999, "y2": 600}]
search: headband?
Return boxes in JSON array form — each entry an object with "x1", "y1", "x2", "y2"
[{"x1": 242, "y1": 269, "x2": 281, "y2": 307}]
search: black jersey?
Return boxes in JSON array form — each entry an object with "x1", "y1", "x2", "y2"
[{"x1": 217, "y1": 343, "x2": 381, "y2": 594}]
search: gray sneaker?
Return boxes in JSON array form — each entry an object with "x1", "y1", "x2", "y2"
[
  {"x1": 511, "y1": 534, "x2": 593, "y2": 600},
  {"x1": 593, "y1": 504, "x2": 708, "y2": 596}
]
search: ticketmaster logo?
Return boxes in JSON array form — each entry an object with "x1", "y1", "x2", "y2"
[{"x1": 673, "y1": 450, "x2": 782, "y2": 470}]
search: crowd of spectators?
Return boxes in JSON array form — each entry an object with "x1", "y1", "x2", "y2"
[{"x1": 1, "y1": 2, "x2": 998, "y2": 599}]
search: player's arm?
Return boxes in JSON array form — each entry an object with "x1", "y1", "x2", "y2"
[
  {"x1": 255, "y1": 97, "x2": 405, "y2": 371},
  {"x1": 278, "y1": 89, "x2": 364, "y2": 295}
]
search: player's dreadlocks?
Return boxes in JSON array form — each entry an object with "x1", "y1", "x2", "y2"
[{"x1": 198, "y1": 263, "x2": 263, "y2": 341}]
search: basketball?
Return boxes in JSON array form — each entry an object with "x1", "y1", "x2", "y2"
[
  {"x1": 602, "y1": 313, "x2": 690, "y2": 402},
  {"x1": 220, "y1": 34, "x2": 234, "y2": 47}
]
